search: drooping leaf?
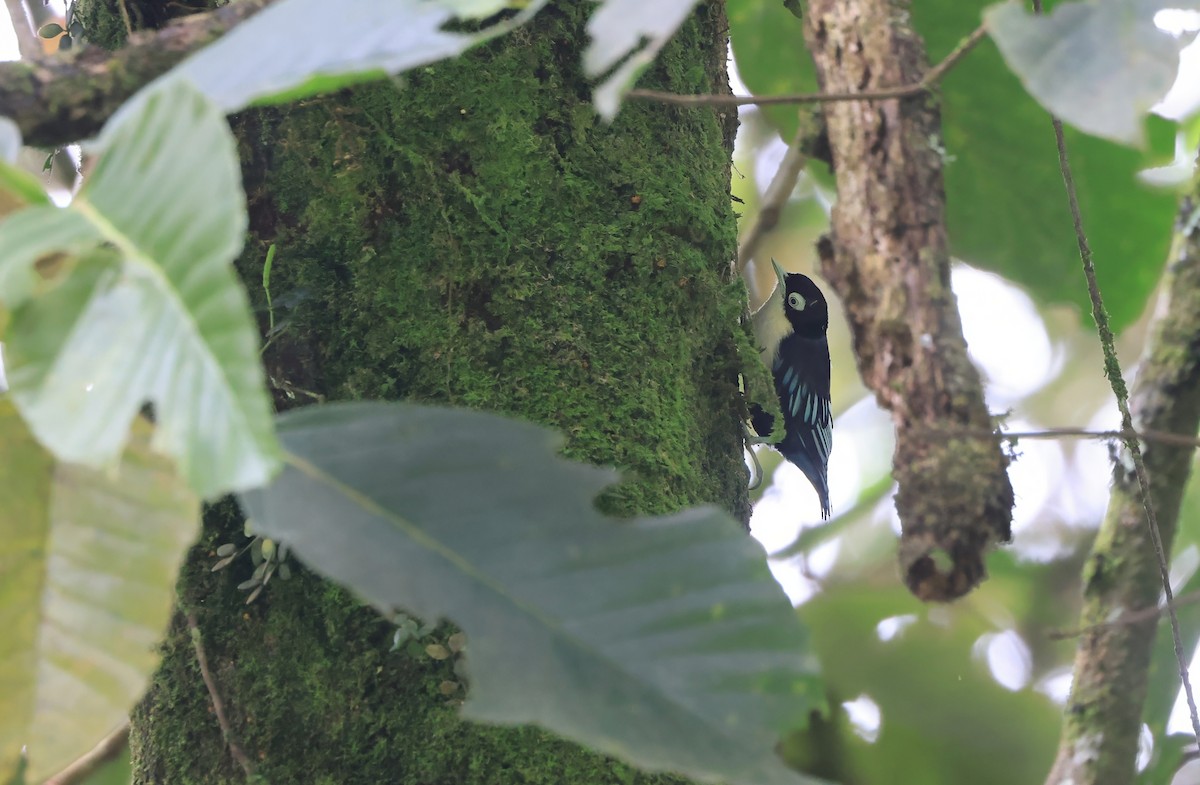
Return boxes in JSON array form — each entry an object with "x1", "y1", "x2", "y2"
[
  {"x1": 118, "y1": 0, "x2": 546, "y2": 120},
  {"x1": 583, "y1": 0, "x2": 702, "y2": 120},
  {"x1": 0, "y1": 159, "x2": 51, "y2": 214},
  {"x1": 0, "y1": 82, "x2": 280, "y2": 499},
  {"x1": 240, "y1": 402, "x2": 825, "y2": 785},
  {"x1": 985, "y1": 0, "x2": 1191, "y2": 147},
  {"x1": 727, "y1": 0, "x2": 1178, "y2": 331},
  {"x1": 0, "y1": 401, "x2": 199, "y2": 784}
]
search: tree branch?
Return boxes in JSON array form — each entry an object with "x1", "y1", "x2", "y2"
[
  {"x1": 3, "y1": 0, "x2": 43, "y2": 61},
  {"x1": 0, "y1": 0, "x2": 271, "y2": 148},
  {"x1": 629, "y1": 24, "x2": 987, "y2": 109},
  {"x1": 801, "y1": 4, "x2": 1013, "y2": 601},
  {"x1": 42, "y1": 720, "x2": 130, "y2": 785},
  {"x1": 1043, "y1": 193, "x2": 1200, "y2": 785}
]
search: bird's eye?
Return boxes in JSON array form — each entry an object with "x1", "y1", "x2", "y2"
[{"x1": 787, "y1": 292, "x2": 806, "y2": 311}]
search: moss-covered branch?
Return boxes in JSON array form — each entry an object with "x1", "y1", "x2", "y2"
[
  {"x1": 1044, "y1": 197, "x2": 1200, "y2": 785},
  {"x1": 0, "y1": 0, "x2": 269, "y2": 148},
  {"x1": 800, "y1": 0, "x2": 1014, "y2": 600}
]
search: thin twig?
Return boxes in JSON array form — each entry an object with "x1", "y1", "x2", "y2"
[
  {"x1": 1050, "y1": 588, "x2": 1200, "y2": 641},
  {"x1": 630, "y1": 24, "x2": 988, "y2": 108},
  {"x1": 42, "y1": 720, "x2": 130, "y2": 785},
  {"x1": 736, "y1": 119, "x2": 812, "y2": 279},
  {"x1": 1001, "y1": 427, "x2": 1200, "y2": 450},
  {"x1": 187, "y1": 612, "x2": 255, "y2": 778},
  {"x1": 1033, "y1": 0, "x2": 1200, "y2": 746}
]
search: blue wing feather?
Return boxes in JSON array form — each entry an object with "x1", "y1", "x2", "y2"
[{"x1": 771, "y1": 333, "x2": 832, "y2": 518}]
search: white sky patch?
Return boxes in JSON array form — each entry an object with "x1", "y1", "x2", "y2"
[
  {"x1": 726, "y1": 40, "x2": 749, "y2": 97},
  {"x1": 1001, "y1": 419, "x2": 1063, "y2": 547},
  {"x1": 753, "y1": 133, "x2": 789, "y2": 199},
  {"x1": 1056, "y1": 401, "x2": 1119, "y2": 526},
  {"x1": 843, "y1": 694, "x2": 882, "y2": 743},
  {"x1": 806, "y1": 536, "x2": 840, "y2": 578},
  {"x1": 876, "y1": 613, "x2": 918, "y2": 642},
  {"x1": 1138, "y1": 723, "x2": 1155, "y2": 772},
  {"x1": 764, "y1": 551, "x2": 818, "y2": 605},
  {"x1": 1156, "y1": 10, "x2": 1200, "y2": 120},
  {"x1": 1, "y1": 7, "x2": 19, "y2": 60},
  {"x1": 953, "y1": 265, "x2": 1054, "y2": 405},
  {"x1": 1037, "y1": 668, "x2": 1073, "y2": 704},
  {"x1": 974, "y1": 630, "x2": 1033, "y2": 691}
]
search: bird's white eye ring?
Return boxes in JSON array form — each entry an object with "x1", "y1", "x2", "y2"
[{"x1": 787, "y1": 292, "x2": 806, "y2": 311}]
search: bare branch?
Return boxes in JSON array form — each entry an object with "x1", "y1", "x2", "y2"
[
  {"x1": 629, "y1": 24, "x2": 987, "y2": 109},
  {"x1": 1002, "y1": 427, "x2": 1200, "y2": 450},
  {"x1": 1049, "y1": 588, "x2": 1200, "y2": 641},
  {"x1": 42, "y1": 721, "x2": 130, "y2": 785}
]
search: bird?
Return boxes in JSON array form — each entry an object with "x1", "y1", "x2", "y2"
[{"x1": 749, "y1": 259, "x2": 833, "y2": 519}]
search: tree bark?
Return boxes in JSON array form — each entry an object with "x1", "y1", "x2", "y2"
[
  {"x1": 1044, "y1": 194, "x2": 1200, "y2": 785},
  {"x1": 801, "y1": 0, "x2": 1014, "y2": 601},
  {"x1": 113, "y1": 2, "x2": 748, "y2": 783}
]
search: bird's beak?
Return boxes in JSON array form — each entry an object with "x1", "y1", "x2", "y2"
[{"x1": 770, "y1": 259, "x2": 787, "y2": 290}]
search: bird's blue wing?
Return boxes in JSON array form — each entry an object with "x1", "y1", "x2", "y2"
[{"x1": 773, "y1": 336, "x2": 832, "y2": 516}]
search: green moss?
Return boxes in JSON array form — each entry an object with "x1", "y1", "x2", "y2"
[
  {"x1": 134, "y1": 506, "x2": 682, "y2": 785},
  {"x1": 235, "y1": 2, "x2": 744, "y2": 519},
  {"x1": 71, "y1": 0, "x2": 130, "y2": 49},
  {"x1": 134, "y1": 3, "x2": 747, "y2": 784}
]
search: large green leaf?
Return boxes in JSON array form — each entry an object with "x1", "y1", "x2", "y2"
[
  {"x1": 985, "y1": 0, "x2": 1191, "y2": 147},
  {"x1": 113, "y1": 0, "x2": 545, "y2": 121},
  {"x1": 0, "y1": 82, "x2": 280, "y2": 498},
  {"x1": 0, "y1": 401, "x2": 199, "y2": 784},
  {"x1": 727, "y1": 0, "x2": 1177, "y2": 331},
  {"x1": 240, "y1": 402, "x2": 825, "y2": 785}
]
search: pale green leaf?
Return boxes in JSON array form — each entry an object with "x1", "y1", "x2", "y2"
[
  {"x1": 584, "y1": 0, "x2": 701, "y2": 120},
  {"x1": 0, "y1": 160, "x2": 53, "y2": 214},
  {"x1": 119, "y1": 0, "x2": 546, "y2": 119},
  {"x1": 0, "y1": 82, "x2": 280, "y2": 498},
  {"x1": 0, "y1": 207, "x2": 97, "y2": 306},
  {"x1": 985, "y1": 0, "x2": 1189, "y2": 146},
  {"x1": 240, "y1": 402, "x2": 825, "y2": 785},
  {"x1": 436, "y1": 0, "x2": 521, "y2": 18},
  {"x1": 0, "y1": 401, "x2": 199, "y2": 784}
]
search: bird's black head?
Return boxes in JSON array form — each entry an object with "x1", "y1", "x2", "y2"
[{"x1": 773, "y1": 260, "x2": 828, "y2": 338}]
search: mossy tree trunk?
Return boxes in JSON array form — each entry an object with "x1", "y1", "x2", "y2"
[{"x1": 116, "y1": 3, "x2": 748, "y2": 783}]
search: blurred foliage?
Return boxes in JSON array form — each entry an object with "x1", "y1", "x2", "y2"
[
  {"x1": 728, "y1": 0, "x2": 1179, "y2": 332},
  {"x1": 790, "y1": 579, "x2": 1060, "y2": 785}
]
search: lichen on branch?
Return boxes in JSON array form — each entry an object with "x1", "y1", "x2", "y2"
[{"x1": 802, "y1": 0, "x2": 1014, "y2": 601}]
